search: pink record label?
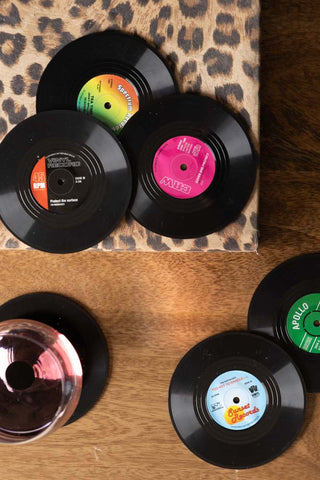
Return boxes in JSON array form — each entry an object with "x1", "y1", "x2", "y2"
[{"x1": 152, "y1": 136, "x2": 216, "y2": 199}]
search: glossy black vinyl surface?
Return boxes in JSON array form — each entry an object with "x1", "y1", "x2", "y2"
[
  {"x1": 248, "y1": 254, "x2": 320, "y2": 392},
  {"x1": 0, "y1": 293, "x2": 109, "y2": 425},
  {"x1": 169, "y1": 332, "x2": 306, "y2": 469},
  {"x1": 0, "y1": 110, "x2": 131, "y2": 253},
  {"x1": 36, "y1": 30, "x2": 177, "y2": 116},
  {"x1": 120, "y1": 94, "x2": 257, "y2": 238}
]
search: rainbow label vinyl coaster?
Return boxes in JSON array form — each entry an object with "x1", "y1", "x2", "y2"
[{"x1": 36, "y1": 30, "x2": 177, "y2": 135}]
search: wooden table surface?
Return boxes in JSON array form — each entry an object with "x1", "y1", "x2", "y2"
[{"x1": 0, "y1": 1, "x2": 319, "y2": 478}]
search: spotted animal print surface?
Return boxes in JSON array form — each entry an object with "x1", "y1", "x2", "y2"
[{"x1": 0, "y1": 0, "x2": 259, "y2": 252}]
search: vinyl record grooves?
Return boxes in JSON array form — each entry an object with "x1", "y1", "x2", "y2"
[
  {"x1": 0, "y1": 293, "x2": 109, "y2": 424},
  {"x1": 169, "y1": 332, "x2": 306, "y2": 469},
  {"x1": 248, "y1": 253, "x2": 320, "y2": 392},
  {"x1": 120, "y1": 94, "x2": 257, "y2": 238},
  {"x1": 36, "y1": 30, "x2": 177, "y2": 135},
  {"x1": 0, "y1": 110, "x2": 131, "y2": 253}
]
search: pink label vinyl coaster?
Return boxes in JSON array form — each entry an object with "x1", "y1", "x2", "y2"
[{"x1": 152, "y1": 136, "x2": 216, "y2": 199}]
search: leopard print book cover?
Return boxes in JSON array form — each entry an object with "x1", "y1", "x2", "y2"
[{"x1": 0, "y1": 0, "x2": 259, "y2": 252}]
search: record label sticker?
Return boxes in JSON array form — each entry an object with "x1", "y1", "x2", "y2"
[
  {"x1": 153, "y1": 136, "x2": 216, "y2": 199},
  {"x1": 30, "y1": 152, "x2": 91, "y2": 213},
  {"x1": 286, "y1": 293, "x2": 320, "y2": 353},
  {"x1": 205, "y1": 370, "x2": 267, "y2": 430},
  {"x1": 77, "y1": 74, "x2": 139, "y2": 134}
]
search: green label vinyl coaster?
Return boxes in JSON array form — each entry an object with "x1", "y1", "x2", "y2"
[{"x1": 286, "y1": 293, "x2": 320, "y2": 353}]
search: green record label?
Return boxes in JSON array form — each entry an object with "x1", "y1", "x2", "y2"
[{"x1": 286, "y1": 293, "x2": 320, "y2": 353}]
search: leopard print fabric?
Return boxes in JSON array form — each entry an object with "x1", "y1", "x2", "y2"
[{"x1": 0, "y1": 0, "x2": 259, "y2": 252}]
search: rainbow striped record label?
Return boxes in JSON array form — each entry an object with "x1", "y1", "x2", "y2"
[{"x1": 77, "y1": 74, "x2": 139, "y2": 134}]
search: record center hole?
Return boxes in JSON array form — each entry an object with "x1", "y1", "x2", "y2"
[
  {"x1": 57, "y1": 178, "x2": 65, "y2": 186},
  {"x1": 6, "y1": 361, "x2": 35, "y2": 390},
  {"x1": 314, "y1": 320, "x2": 320, "y2": 327},
  {"x1": 104, "y1": 102, "x2": 112, "y2": 110},
  {"x1": 233, "y1": 397, "x2": 240, "y2": 404},
  {"x1": 180, "y1": 164, "x2": 188, "y2": 171}
]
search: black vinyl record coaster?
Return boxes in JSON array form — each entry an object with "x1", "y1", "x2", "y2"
[
  {"x1": 0, "y1": 292, "x2": 109, "y2": 424},
  {"x1": 120, "y1": 94, "x2": 257, "y2": 238},
  {"x1": 36, "y1": 30, "x2": 177, "y2": 135},
  {"x1": 248, "y1": 253, "x2": 320, "y2": 392},
  {"x1": 0, "y1": 110, "x2": 131, "y2": 253},
  {"x1": 169, "y1": 332, "x2": 306, "y2": 469}
]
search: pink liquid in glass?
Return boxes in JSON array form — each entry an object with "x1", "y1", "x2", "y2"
[{"x1": 0, "y1": 319, "x2": 82, "y2": 444}]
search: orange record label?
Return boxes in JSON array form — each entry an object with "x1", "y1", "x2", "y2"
[{"x1": 30, "y1": 156, "x2": 48, "y2": 210}]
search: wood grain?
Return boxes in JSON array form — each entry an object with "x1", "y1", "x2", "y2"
[{"x1": 0, "y1": 0, "x2": 320, "y2": 478}]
